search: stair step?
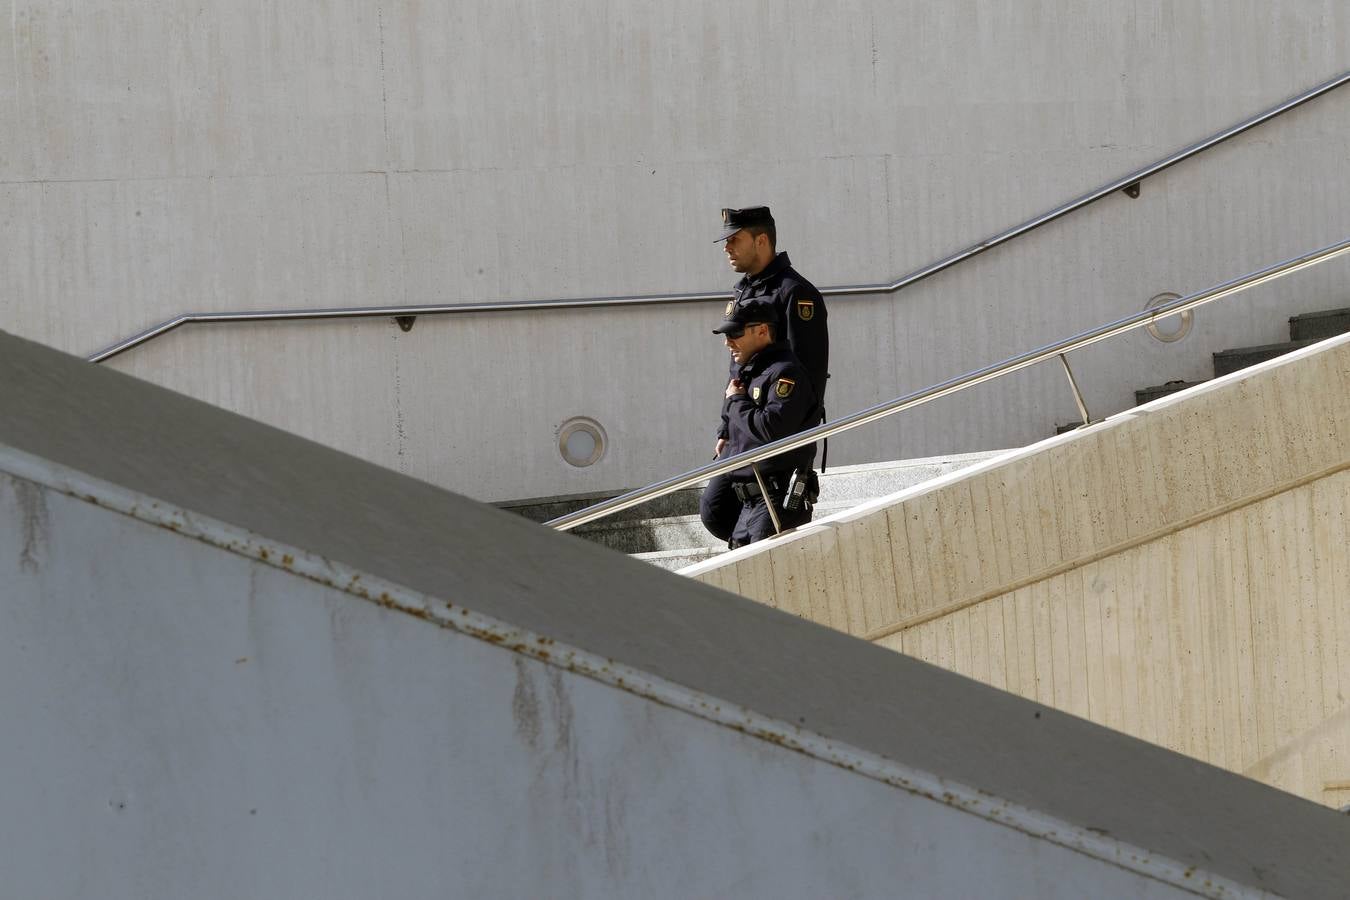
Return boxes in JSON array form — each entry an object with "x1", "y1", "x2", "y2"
[
  {"x1": 577, "y1": 513, "x2": 718, "y2": 555},
  {"x1": 497, "y1": 485, "x2": 702, "y2": 525},
  {"x1": 495, "y1": 451, "x2": 1008, "y2": 560},
  {"x1": 499, "y1": 452, "x2": 1004, "y2": 537},
  {"x1": 1289, "y1": 307, "x2": 1350, "y2": 342},
  {"x1": 1138, "y1": 307, "x2": 1348, "y2": 406},
  {"x1": 811, "y1": 452, "x2": 1003, "y2": 501},
  {"x1": 632, "y1": 547, "x2": 724, "y2": 572},
  {"x1": 577, "y1": 497, "x2": 873, "y2": 554},
  {"x1": 1212, "y1": 339, "x2": 1317, "y2": 378},
  {"x1": 1134, "y1": 380, "x2": 1208, "y2": 406}
]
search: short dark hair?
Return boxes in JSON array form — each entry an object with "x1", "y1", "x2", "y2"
[
  {"x1": 745, "y1": 220, "x2": 776, "y2": 250},
  {"x1": 757, "y1": 320, "x2": 778, "y2": 342}
]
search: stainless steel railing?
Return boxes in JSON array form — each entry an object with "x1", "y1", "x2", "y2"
[
  {"x1": 545, "y1": 237, "x2": 1350, "y2": 531},
  {"x1": 87, "y1": 70, "x2": 1350, "y2": 364}
]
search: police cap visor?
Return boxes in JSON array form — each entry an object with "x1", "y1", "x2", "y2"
[
  {"x1": 712, "y1": 321, "x2": 754, "y2": 337},
  {"x1": 715, "y1": 206, "x2": 773, "y2": 242}
]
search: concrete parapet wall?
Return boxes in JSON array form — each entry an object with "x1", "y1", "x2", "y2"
[
  {"x1": 3, "y1": 469, "x2": 1223, "y2": 899},
  {"x1": 13, "y1": 328, "x2": 1341, "y2": 898},
  {"x1": 890, "y1": 468, "x2": 1350, "y2": 808},
  {"x1": 689, "y1": 332, "x2": 1350, "y2": 805}
]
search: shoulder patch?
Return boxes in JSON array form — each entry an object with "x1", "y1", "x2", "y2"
[
  {"x1": 797, "y1": 299, "x2": 815, "y2": 321},
  {"x1": 775, "y1": 378, "x2": 795, "y2": 399}
]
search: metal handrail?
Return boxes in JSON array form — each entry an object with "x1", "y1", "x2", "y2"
[
  {"x1": 87, "y1": 70, "x2": 1350, "y2": 364},
  {"x1": 546, "y1": 237, "x2": 1350, "y2": 531}
]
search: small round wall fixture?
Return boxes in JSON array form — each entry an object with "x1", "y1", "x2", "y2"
[
  {"x1": 558, "y1": 417, "x2": 607, "y2": 468},
  {"x1": 1145, "y1": 292, "x2": 1192, "y2": 343}
]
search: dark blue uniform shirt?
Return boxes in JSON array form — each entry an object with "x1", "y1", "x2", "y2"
[{"x1": 719, "y1": 342, "x2": 818, "y2": 479}]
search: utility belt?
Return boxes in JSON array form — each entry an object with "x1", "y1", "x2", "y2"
[{"x1": 732, "y1": 468, "x2": 820, "y2": 510}]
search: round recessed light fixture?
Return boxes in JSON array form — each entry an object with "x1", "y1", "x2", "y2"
[
  {"x1": 558, "y1": 417, "x2": 607, "y2": 468},
  {"x1": 1145, "y1": 292, "x2": 1192, "y2": 343}
]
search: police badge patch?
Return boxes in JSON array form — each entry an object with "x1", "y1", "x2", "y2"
[
  {"x1": 797, "y1": 299, "x2": 815, "y2": 321},
  {"x1": 752, "y1": 386, "x2": 761, "y2": 401},
  {"x1": 775, "y1": 378, "x2": 795, "y2": 398},
  {"x1": 725, "y1": 301, "x2": 735, "y2": 317}
]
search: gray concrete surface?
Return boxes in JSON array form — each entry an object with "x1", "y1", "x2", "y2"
[
  {"x1": 1, "y1": 473, "x2": 1215, "y2": 899},
  {"x1": 633, "y1": 545, "x2": 723, "y2": 571},
  {"x1": 2, "y1": 2, "x2": 1348, "y2": 506},
  {"x1": 5, "y1": 326, "x2": 1350, "y2": 897}
]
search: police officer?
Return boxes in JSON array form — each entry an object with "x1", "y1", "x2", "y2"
[
  {"x1": 713, "y1": 205, "x2": 829, "y2": 463},
  {"x1": 698, "y1": 297, "x2": 818, "y2": 548}
]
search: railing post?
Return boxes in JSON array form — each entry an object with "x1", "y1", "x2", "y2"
[
  {"x1": 1057, "y1": 353, "x2": 1093, "y2": 427},
  {"x1": 751, "y1": 464, "x2": 784, "y2": 535}
]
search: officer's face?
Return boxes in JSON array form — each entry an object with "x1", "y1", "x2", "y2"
[
  {"x1": 723, "y1": 229, "x2": 765, "y2": 274},
  {"x1": 724, "y1": 323, "x2": 772, "y2": 365}
]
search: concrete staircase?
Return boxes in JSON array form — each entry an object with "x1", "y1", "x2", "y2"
[
  {"x1": 498, "y1": 451, "x2": 1006, "y2": 570},
  {"x1": 1133, "y1": 305, "x2": 1350, "y2": 405},
  {"x1": 509, "y1": 310, "x2": 1349, "y2": 569}
]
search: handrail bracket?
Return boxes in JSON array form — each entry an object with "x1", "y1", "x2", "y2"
[{"x1": 1057, "y1": 353, "x2": 1094, "y2": 428}]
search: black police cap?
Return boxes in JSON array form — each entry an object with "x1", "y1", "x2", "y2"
[
  {"x1": 713, "y1": 296, "x2": 779, "y2": 336},
  {"x1": 715, "y1": 206, "x2": 774, "y2": 242}
]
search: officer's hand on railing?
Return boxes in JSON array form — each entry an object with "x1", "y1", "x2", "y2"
[
  {"x1": 725, "y1": 378, "x2": 746, "y2": 399},
  {"x1": 713, "y1": 438, "x2": 727, "y2": 459}
]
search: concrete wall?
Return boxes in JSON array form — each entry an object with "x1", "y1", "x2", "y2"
[
  {"x1": 2, "y1": 1, "x2": 1349, "y2": 501},
  {"x1": 892, "y1": 471, "x2": 1350, "y2": 809},
  {"x1": 1, "y1": 474, "x2": 1227, "y2": 899},
  {"x1": 6, "y1": 324, "x2": 1349, "y2": 898},
  {"x1": 689, "y1": 332, "x2": 1350, "y2": 807}
]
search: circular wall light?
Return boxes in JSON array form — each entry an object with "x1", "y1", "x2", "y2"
[
  {"x1": 1145, "y1": 292, "x2": 1193, "y2": 343},
  {"x1": 558, "y1": 417, "x2": 607, "y2": 468}
]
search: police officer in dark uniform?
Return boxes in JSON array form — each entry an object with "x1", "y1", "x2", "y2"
[
  {"x1": 702, "y1": 205, "x2": 829, "y2": 547},
  {"x1": 698, "y1": 297, "x2": 819, "y2": 548}
]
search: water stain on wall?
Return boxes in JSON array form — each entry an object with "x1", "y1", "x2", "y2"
[
  {"x1": 512, "y1": 655, "x2": 583, "y2": 761},
  {"x1": 6, "y1": 476, "x2": 51, "y2": 574},
  {"x1": 509, "y1": 654, "x2": 634, "y2": 879},
  {"x1": 511, "y1": 655, "x2": 543, "y2": 752},
  {"x1": 545, "y1": 666, "x2": 575, "y2": 758}
]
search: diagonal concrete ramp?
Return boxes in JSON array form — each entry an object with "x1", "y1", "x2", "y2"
[{"x1": 2, "y1": 329, "x2": 1348, "y2": 898}]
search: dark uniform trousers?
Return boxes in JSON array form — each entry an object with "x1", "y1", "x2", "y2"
[{"x1": 700, "y1": 472, "x2": 813, "y2": 548}]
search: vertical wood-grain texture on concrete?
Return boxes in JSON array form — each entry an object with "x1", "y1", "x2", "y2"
[{"x1": 690, "y1": 334, "x2": 1350, "y2": 805}]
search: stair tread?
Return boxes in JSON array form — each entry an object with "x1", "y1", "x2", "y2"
[
  {"x1": 582, "y1": 498, "x2": 859, "y2": 532},
  {"x1": 1289, "y1": 306, "x2": 1350, "y2": 319},
  {"x1": 1214, "y1": 338, "x2": 1318, "y2": 356},
  {"x1": 633, "y1": 547, "x2": 723, "y2": 561},
  {"x1": 1212, "y1": 338, "x2": 1319, "y2": 378},
  {"x1": 1134, "y1": 379, "x2": 1209, "y2": 407},
  {"x1": 1289, "y1": 307, "x2": 1350, "y2": 341},
  {"x1": 1137, "y1": 378, "x2": 1208, "y2": 391}
]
